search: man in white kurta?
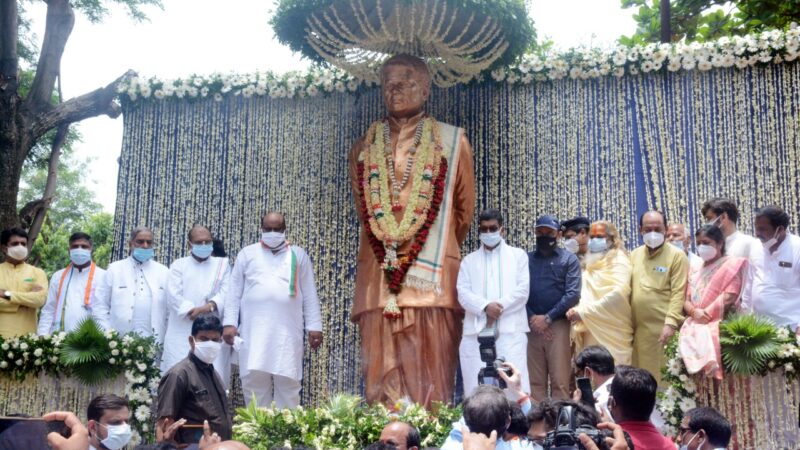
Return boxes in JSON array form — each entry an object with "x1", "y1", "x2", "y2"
[
  {"x1": 162, "y1": 225, "x2": 231, "y2": 377},
  {"x1": 93, "y1": 227, "x2": 169, "y2": 344},
  {"x1": 457, "y1": 209, "x2": 530, "y2": 397},
  {"x1": 743, "y1": 206, "x2": 800, "y2": 334},
  {"x1": 38, "y1": 232, "x2": 106, "y2": 335},
  {"x1": 223, "y1": 213, "x2": 323, "y2": 408}
]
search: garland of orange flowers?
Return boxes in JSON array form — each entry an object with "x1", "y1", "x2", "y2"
[{"x1": 357, "y1": 117, "x2": 447, "y2": 318}]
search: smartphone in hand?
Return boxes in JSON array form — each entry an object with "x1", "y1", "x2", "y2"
[
  {"x1": 0, "y1": 417, "x2": 70, "y2": 450},
  {"x1": 576, "y1": 377, "x2": 595, "y2": 408}
]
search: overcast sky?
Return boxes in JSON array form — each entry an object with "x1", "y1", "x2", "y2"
[{"x1": 26, "y1": 0, "x2": 637, "y2": 212}]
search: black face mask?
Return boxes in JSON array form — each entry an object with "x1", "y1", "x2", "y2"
[{"x1": 536, "y1": 236, "x2": 557, "y2": 251}]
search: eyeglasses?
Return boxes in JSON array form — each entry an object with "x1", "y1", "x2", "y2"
[{"x1": 679, "y1": 426, "x2": 693, "y2": 436}]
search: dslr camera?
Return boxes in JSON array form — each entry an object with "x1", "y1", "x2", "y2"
[
  {"x1": 476, "y1": 323, "x2": 513, "y2": 389},
  {"x1": 543, "y1": 405, "x2": 611, "y2": 450}
]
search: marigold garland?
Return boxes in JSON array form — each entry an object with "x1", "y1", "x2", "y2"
[{"x1": 357, "y1": 154, "x2": 448, "y2": 319}]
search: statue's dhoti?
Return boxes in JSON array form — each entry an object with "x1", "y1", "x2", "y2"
[{"x1": 358, "y1": 307, "x2": 462, "y2": 407}]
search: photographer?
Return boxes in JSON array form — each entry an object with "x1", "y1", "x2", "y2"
[
  {"x1": 608, "y1": 366, "x2": 672, "y2": 450},
  {"x1": 441, "y1": 362, "x2": 532, "y2": 450}
]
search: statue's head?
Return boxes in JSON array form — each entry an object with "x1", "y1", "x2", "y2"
[{"x1": 380, "y1": 54, "x2": 432, "y2": 119}]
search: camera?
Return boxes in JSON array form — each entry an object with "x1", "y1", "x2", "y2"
[
  {"x1": 476, "y1": 324, "x2": 513, "y2": 389},
  {"x1": 543, "y1": 405, "x2": 611, "y2": 450}
]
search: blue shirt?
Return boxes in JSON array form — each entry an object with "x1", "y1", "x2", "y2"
[{"x1": 526, "y1": 247, "x2": 581, "y2": 321}]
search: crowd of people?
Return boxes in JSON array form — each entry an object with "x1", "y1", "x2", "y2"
[{"x1": 0, "y1": 196, "x2": 796, "y2": 449}]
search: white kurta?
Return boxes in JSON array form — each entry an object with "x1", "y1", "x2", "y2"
[
  {"x1": 744, "y1": 233, "x2": 800, "y2": 331},
  {"x1": 92, "y1": 256, "x2": 169, "y2": 343},
  {"x1": 38, "y1": 264, "x2": 106, "y2": 335},
  {"x1": 726, "y1": 230, "x2": 760, "y2": 259},
  {"x1": 457, "y1": 240, "x2": 530, "y2": 396},
  {"x1": 223, "y1": 243, "x2": 322, "y2": 381},
  {"x1": 161, "y1": 255, "x2": 231, "y2": 374}
]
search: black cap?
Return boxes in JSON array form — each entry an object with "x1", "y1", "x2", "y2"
[{"x1": 561, "y1": 217, "x2": 591, "y2": 232}]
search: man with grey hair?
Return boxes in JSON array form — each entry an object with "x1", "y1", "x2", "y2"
[{"x1": 93, "y1": 226, "x2": 169, "y2": 344}]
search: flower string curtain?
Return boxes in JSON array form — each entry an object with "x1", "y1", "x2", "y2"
[{"x1": 116, "y1": 62, "x2": 800, "y2": 406}]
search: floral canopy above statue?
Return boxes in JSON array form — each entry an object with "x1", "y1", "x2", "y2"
[{"x1": 270, "y1": 0, "x2": 535, "y2": 87}]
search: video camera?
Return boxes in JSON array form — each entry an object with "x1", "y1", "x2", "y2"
[
  {"x1": 543, "y1": 405, "x2": 611, "y2": 450},
  {"x1": 477, "y1": 323, "x2": 513, "y2": 389}
]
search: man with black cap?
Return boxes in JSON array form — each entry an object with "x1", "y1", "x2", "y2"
[
  {"x1": 561, "y1": 217, "x2": 591, "y2": 262},
  {"x1": 526, "y1": 215, "x2": 581, "y2": 401}
]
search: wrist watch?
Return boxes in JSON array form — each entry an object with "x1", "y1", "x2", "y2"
[
  {"x1": 2, "y1": 291, "x2": 10, "y2": 300},
  {"x1": 544, "y1": 315, "x2": 552, "y2": 325}
]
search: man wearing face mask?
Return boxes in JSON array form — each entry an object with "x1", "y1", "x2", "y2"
[
  {"x1": 567, "y1": 221, "x2": 633, "y2": 365},
  {"x1": 526, "y1": 215, "x2": 581, "y2": 400},
  {"x1": 0, "y1": 227, "x2": 47, "y2": 338},
  {"x1": 678, "y1": 407, "x2": 731, "y2": 450},
  {"x1": 162, "y1": 224, "x2": 231, "y2": 376},
  {"x1": 38, "y1": 232, "x2": 106, "y2": 335},
  {"x1": 223, "y1": 212, "x2": 323, "y2": 408},
  {"x1": 630, "y1": 210, "x2": 688, "y2": 386},
  {"x1": 665, "y1": 223, "x2": 703, "y2": 270},
  {"x1": 560, "y1": 217, "x2": 591, "y2": 263},
  {"x1": 457, "y1": 209, "x2": 531, "y2": 397},
  {"x1": 86, "y1": 394, "x2": 133, "y2": 450},
  {"x1": 701, "y1": 197, "x2": 760, "y2": 261},
  {"x1": 157, "y1": 314, "x2": 232, "y2": 444},
  {"x1": 742, "y1": 206, "x2": 800, "y2": 336},
  {"x1": 93, "y1": 227, "x2": 169, "y2": 344}
]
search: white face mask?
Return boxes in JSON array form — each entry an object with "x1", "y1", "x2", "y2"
[
  {"x1": 696, "y1": 244, "x2": 718, "y2": 262},
  {"x1": 588, "y1": 237, "x2": 608, "y2": 254},
  {"x1": 670, "y1": 240, "x2": 685, "y2": 251},
  {"x1": 193, "y1": 338, "x2": 222, "y2": 364},
  {"x1": 643, "y1": 231, "x2": 665, "y2": 249},
  {"x1": 97, "y1": 422, "x2": 133, "y2": 450},
  {"x1": 261, "y1": 231, "x2": 285, "y2": 248},
  {"x1": 479, "y1": 231, "x2": 502, "y2": 248},
  {"x1": 6, "y1": 245, "x2": 28, "y2": 261},
  {"x1": 761, "y1": 227, "x2": 782, "y2": 251},
  {"x1": 679, "y1": 431, "x2": 703, "y2": 450},
  {"x1": 563, "y1": 238, "x2": 579, "y2": 254}
]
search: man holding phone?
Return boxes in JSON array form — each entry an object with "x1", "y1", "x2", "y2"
[
  {"x1": 87, "y1": 394, "x2": 132, "y2": 450},
  {"x1": 157, "y1": 314, "x2": 231, "y2": 444}
]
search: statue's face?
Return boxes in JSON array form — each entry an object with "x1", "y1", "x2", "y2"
[{"x1": 381, "y1": 64, "x2": 430, "y2": 118}]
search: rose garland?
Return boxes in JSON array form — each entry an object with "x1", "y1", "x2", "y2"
[{"x1": 357, "y1": 119, "x2": 448, "y2": 318}]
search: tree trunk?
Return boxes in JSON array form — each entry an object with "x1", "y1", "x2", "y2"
[{"x1": 27, "y1": 124, "x2": 68, "y2": 245}]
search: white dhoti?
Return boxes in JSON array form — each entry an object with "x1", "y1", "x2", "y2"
[
  {"x1": 460, "y1": 331, "x2": 529, "y2": 398},
  {"x1": 241, "y1": 370, "x2": 302, "y2": 409}
]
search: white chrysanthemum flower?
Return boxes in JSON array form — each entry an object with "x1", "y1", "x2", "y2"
[
  {"x1": 154, "y1": 90, "x2": 165, "y2": 100},
  {"x1": 34, "y1": 359, "x2": 42, "y2": 366},
  {"x1": 490, "y1": 68, "x2": 506, "y2": 81},
  {"x1": 19, "y1": 343, "x2": 28, "y2": 351},
  {"x1": 642, "y1": 61, "x2": 654, "y2": 72},
  {"x1": 33, "y1": 348, "x2": 43, "y2": 357},
  {"x1": 0, "y1": 361, "x2": 7, "y2": 369},
  {"x1": 1, "y1": 343, "x2": 8, "y2": 351},
  {"x1": 777, "y1": 328, "x2": 791, "y2": 340},
  {"x1": 15, "y1": 359, "x2": 22, "y2": 366},
  {"x1": 786, "y1": 363, "x2": 795, "y2": 372},
  {"x1": 667, "y1": 59, "x2": 682, "y2": 71},
  {"x1": 214, "y1": 93, "x2": 223, "y2": 102},
  {"x1": 679, "y1": 397, "x2": 696, "y2": 412}
]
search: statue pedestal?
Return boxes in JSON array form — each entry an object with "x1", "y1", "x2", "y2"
[{"x1": 696, "y1": 370, "x2": 800, "y2": 449}]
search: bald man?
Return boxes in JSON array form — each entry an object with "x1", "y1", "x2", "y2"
[
  {"x1": 630, "y1": 211, "x2": 688, "y2": 385},
  {"x1": 666, "y1": 223, "x2": 703, "y2": 270},
  {"x1": 380, "y1": 422, "x2": 420, "y2": 450},
  {"x1": 223, "y1": 212, "x2": 323, "y2": 409}
]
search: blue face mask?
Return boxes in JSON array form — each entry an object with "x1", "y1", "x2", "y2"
[
  {"x1": 69, "y1": 248, "x2": 92, "y2": 266},
  {"x1": 132, "y1": 247, "x2": 154, "y2": 263},
  {"x1": 588, "y1": 237, "x2": 608, "y2": 253},
  {"x1": 191, "y1": 243, "x2": 214, "y2": 259}
]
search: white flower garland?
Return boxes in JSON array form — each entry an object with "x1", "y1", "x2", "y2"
[
  {"x1": 118, "y1": 27, "x2": 800, "y2": 102},
  {"x1": 0, "y1": 330, "x2": 160, "y2": 444}
]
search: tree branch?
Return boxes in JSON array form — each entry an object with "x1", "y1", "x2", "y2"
[
  {"x1": 25, "y1": 0, "x2": 75, "y2": 113},
  {"x1": 29, "y1": 69, "x2": 135, "y2": 141},
  {"x1": 26, "y1": 123, "x2": 67, "y2": 245}
]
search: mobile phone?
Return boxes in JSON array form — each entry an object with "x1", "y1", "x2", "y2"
[
  {"x1": 0, "y1": 417, "x2": 70, "y2": 450},
  {"x1": 179, "y1": 423, "x2": 205, "y2": 444},
  {"x1": 576, "y1": 377, "x2": 595, "y2": 408}
]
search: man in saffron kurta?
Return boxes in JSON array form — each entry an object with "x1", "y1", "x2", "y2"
[
  {"x1": 0, "y1": 227, "x2": 47, "y2": 338},
  {"x1": 349, "y1": 54, "x2": 475, "y2": 407},
  {"x1": 630, "y1": 211, "x2": 688, "y2": 385}
]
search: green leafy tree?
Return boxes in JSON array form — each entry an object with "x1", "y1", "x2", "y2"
[
  {"x1": 18, "y1": 153, "x2": 112, "y2": 276},
  {"x1": 0, "y1": 0, "x2": 161, "y2": 232},
  {"x1": 619, "y1": 0, "x2": 800, "y2": 45}
]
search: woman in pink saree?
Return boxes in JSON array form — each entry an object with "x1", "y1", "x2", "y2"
[{"x1": 679, "y1": 225, "x2": 748, "y2": 379}]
